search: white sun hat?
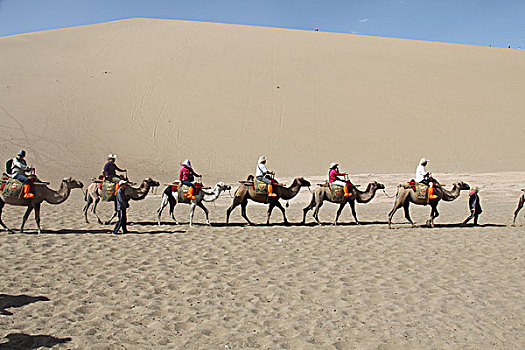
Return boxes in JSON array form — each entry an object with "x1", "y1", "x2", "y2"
[
  {"x1": 258, "y1": 156, "x2": 267, "y2": 163},
  {"x1": 180, "y1": 159, "x2": 192, "y2": 168},
  {"x1": 107, "y1": 153, "x2": 116, "y2": 159},
  {"x1": 329, "y1": 162, "x2": 339, "y2": 169}
]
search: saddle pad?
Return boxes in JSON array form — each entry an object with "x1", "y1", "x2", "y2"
[
  {"x1": 415, "y1": 183, "x2": 428, "y2": 200},
  {"x1": 254, "y1": 179, "x2": 268, "y2": 194},
  {"x1": 177, "y1": 185, "x2": 191, "y2": 203},
  {"x1": 329, "y1": 183, "x2": 345, "y2": 203},
  {"x1": 101, "y1": 181, "x2": 116, "y2": 201},
  {"x1": 1, "y1": 178, "x2": 23, "y2": 198}
]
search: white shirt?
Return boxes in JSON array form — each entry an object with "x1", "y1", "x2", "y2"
[
  {"x1": 256, "y1": 162, "x2": 268, "y2": 177},
  {"x1": 415, "y1": 164, "x2": 427, "y2": 182}
]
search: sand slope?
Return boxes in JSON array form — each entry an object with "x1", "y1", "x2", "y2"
[{"x1": 1, "y1": 18, "x2": 524, "y2": 184}]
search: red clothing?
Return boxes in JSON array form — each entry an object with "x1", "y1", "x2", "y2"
[
  {"x1": 329, "y1": 169, "x2": 346, "y2": 183},
  {"x1": 179, "y1": 167, "x2": 193, "y2": 181}
]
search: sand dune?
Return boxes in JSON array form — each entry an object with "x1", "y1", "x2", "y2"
[
  {"x1": 1, "y1": 19, "x2": 524, "y2": 349},
  {"x1": 1, "y1": 18, "x2": 524, "y2": 185}
]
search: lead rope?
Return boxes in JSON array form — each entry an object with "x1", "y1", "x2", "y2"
[{"x1": 382, "y1": 189, "x2": 396, "y2": 198}]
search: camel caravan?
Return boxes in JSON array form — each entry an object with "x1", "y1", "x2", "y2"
[{"x1": 1, "y1": 151, "x2": 525, "y2": 233}]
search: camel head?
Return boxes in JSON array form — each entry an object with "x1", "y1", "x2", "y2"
[
  {"x1": 216, "y1": 182, "x2": 232, "y2": 191},
  {"x1": 143, "y1": 178, "x2": 160, "y2": 188},
  {"x1": 295, "y1": 177, "x2": 311, "y2": 187},
  {"x1": 371, "y1": 181, "x2": 385, "y2": 190},
  {"x1": 455, "y1": 181, "x2": 470, "y2": 191},
  {"x1": 62, "y1": 177, "x2": 84, "y2": 189}
]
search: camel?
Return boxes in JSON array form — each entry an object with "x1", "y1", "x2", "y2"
[
  {"x1": 388, "y1": 181, "x2": 470, "y2": 229},
  {"x1": 226, "y1": 176, "x2": 311, "y2": 225},
  {"x1": 83, "y1": 178, "x2": 160, "y2": 224},
  {"x1": 157, "y1": 182, "x2": 232, "y2": 227},
  {"x1": 0, "y1": 177, "x2": 84, "y2": 234},
  {"x1": 302, "y1": 181, "x2": 385, "y2": 225},
  {"x1": 512, "y1": 190, "x2": 525, "y2": 226}
]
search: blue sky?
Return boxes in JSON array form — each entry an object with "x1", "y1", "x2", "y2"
[{"x1": 0, "y1": 0, "x2": 523, "y2": 48}]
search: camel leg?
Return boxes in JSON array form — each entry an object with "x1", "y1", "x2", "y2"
[
  {"x1": 197, "y1": 201, "x2": 210, "y2": 225},
  {"x1": 226, "y1": 196, "x2": 244, "y2": 225},
  {"x1": 302, "y1": 195, "x2": 317, "y2": 224},
  {"x1": 20, "y1": 205, "x2": 33, "y2": 233},
  {"x1": 240, "y1": 199, "x2": 253, "y2": 226},
  {"x1": 169, "y1": 194, "x2": 178, "y2": 225},
  {"x1": 274, "y1": 200, "x2": 288, "y2": 225},
  {"x1": 403, "y1": 202, "x2": 415, "y2": 227},
  {"x1": 105, "y1": 202, "x2": 118, "y2": 225},
  {"x1": 34, "y1": 203, "x2": 42, "y2": 234},
  {"x1": 83, "y1": 195, "x2": 93, "y2": 223},
  {"x1": 0, "y1": 200, "x2": 14, "y2": 233},
  {"x1": 349, "y1": 200, "x2": 359, "y2": 225},
  {"x1": 157, "y1": 194, "x2": 169, "y2": 225},
  {"x1": 512, "y1": 194, "x2": 524, "y2": 226},
  {"x1": 189, "y1": 202, "x2": 197, "y2": 227},
  {"x1": 91, "y1": 197, "x2": 104, "y2": 225},
  {"x1": 334, "y1": 202, "x2": 346, "y2": 225},
  {"x1": 428, "y1": 204, "x2": 437, "y2": 228},
  {"x1": 313, "y1": 201, "x2": 323, "y2": 225},
  {"x1": 267, "y1": 202, "x2": 276, "y2": 225}
]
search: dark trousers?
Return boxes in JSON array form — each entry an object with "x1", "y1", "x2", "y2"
[
  {"x1": 113, "y1": 210, "x2": 128, "y2": 233},
  {"x1": 463, "y1": 212, "x2": 479, "y2": 225},
  {"x1": 14, "y1": 173, "x2": 30, "y2": 184},
  {"x1": 181, "y1": 180, "x2": 195, "y2": 188}
]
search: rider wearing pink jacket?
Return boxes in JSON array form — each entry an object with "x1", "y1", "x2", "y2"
[{"x1": 329, "y1": 162, "x2": 352, "y2": 197}]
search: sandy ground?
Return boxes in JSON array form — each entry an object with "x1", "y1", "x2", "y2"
[{"x1": 0, "y1": 172, "x2": 523, "y2": 349}]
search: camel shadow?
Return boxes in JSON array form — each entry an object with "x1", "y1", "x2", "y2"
[
  {"x1": 303, "y1": 221, "x2": 388, "y2": 227},
  {"x1": 15, "y1": 228, "x2": 185, "y2": 235},
  {"x1": 429, "y1": 223, "x2": 507, "y2": 228},
  {"x1": 0, "y1": 294, "x2": 49, "y2": 316},
  {"x1": 0, "y1": 333, "x2": 71, "y2": 349}
]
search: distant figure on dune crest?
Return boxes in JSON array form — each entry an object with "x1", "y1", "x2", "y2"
[
  {"x1": 179, "y1": 159, "x2": 200, "y2": 200},
  {"x1": 512, "y1": 188, "x2": 525, "y2": 226},
  {"x1": 462, "y1": 186, "x2": 482, "y2": 226}
]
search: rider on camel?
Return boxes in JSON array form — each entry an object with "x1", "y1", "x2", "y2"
[
  {"x1": 179, "y1": 159, "x2": 200, "y2": 200},
  {"x1": 11, "y1": 150, "x2": 34, "y2": 199},
  {"x1": 416, "y1": 158, "x2": 438, "y2": 199},
  {"x1": 329, "y1": 162, "x2": 352, "y2": 197},
  {"x1": 103, "y1": 154, "x2": 126, "y2": 183},
  {"x1": 256, "y1": 156, "x2": 277, "y2": 197}
]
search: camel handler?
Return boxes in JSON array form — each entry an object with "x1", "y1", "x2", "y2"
[
  {"x1": 416, "y1": 158, "x2": 438, "y2": 199},
  {"x1": 179, "y1": 159, "x2": 200, "y2": 200},
  {"x1": 113, "y1": 180, "x2": 130, "y2": 234},
  {"x1": 256, "y1": 156, "x2": 277, "y2": 197},
  {"x1": 462, "y1": 186, "x2": 482, "y2": 226},
  {"x1": 329, "y1": 162, "x2": 352, "y2": 197},
  {"x1": 10, "y1": 150, "x2": 34, "y2": 198},
  {"x1": 103, "y1": 154, "x2": 126, "y2": 183}
]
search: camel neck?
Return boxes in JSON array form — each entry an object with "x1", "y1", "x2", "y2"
[
  {"x1": 279, "y1": 179, "x2": 302, "y2": 200},
  {"x1": 355, "y1": 183, "x2": 378, "y2": 203},
  {"x1": 44, "y1": 181, "x2": 71, "y2": 205}
]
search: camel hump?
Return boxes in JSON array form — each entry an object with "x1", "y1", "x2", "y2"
[{"x1": 247, "y1": 175, "x2": 254, "y2": 181}]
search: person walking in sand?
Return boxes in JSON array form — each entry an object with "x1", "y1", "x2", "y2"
[
  {"x1": 462, "y1": 186, "x2": 482, "y2": 226},
  {"x1": 113, "y1": 180, "x2": 130, "y2": 234},
  {"x1": 416, "y1": 158, "x2": 437, "y2": 199},
  {"x1": 256, "y1": 156, "x2": 277, "y2": 197},
  {"x1": 179, "y1": 159, "x2": 200, "y2": 200}
]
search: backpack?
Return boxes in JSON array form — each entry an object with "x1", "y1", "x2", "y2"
[{"x1": 5, "y1": 159, "x2": 13, "y2": 175}]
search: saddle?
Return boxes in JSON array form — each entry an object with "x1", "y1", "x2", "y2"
[
  {"x1": 177, "y1": 182, "x2": 204, "y2": 203},
  {"x1": 1, "y1": 178, "x2": 24, "y2": 198},
  {"x1": 253, "y1": 178, "x2": 279, "y2": 195},
  {"x1": 405, "y1": 180, "x2": 428, "y2": 200},
  {"x1": 100, "y1": 181, "x2": 118, "y2": 201}
]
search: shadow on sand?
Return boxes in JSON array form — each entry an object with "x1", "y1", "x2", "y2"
[
  {"x1": 9, "y1": 228, "x2": 186, "y2": 235},
  {"x1": 0, "y1": 333, "x2": 71, "y2": 350},
  {"x1": 0, "y1": 294, "x2": 49, "y2": 316}
]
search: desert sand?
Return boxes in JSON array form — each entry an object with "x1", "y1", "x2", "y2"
[{"x1": 0, "y1": 19, "x2": 524, "y2": 349}]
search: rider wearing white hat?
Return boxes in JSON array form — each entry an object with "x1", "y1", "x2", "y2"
[
  {"x1": 329, "y1": 162, "x2": 352, "y2": 197},
  {"x1": 179, "y1": 159, "x2": 200, "y2": 199},
  {"x1": 103, "y1": 153, "x2": 126, "y2": 183},
  {"x1": 256, "y1": 156, "x2": 277, "y2": 197},
  {"x1": 415, "y1": 157, "x2": 437, "y2": 199}
]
